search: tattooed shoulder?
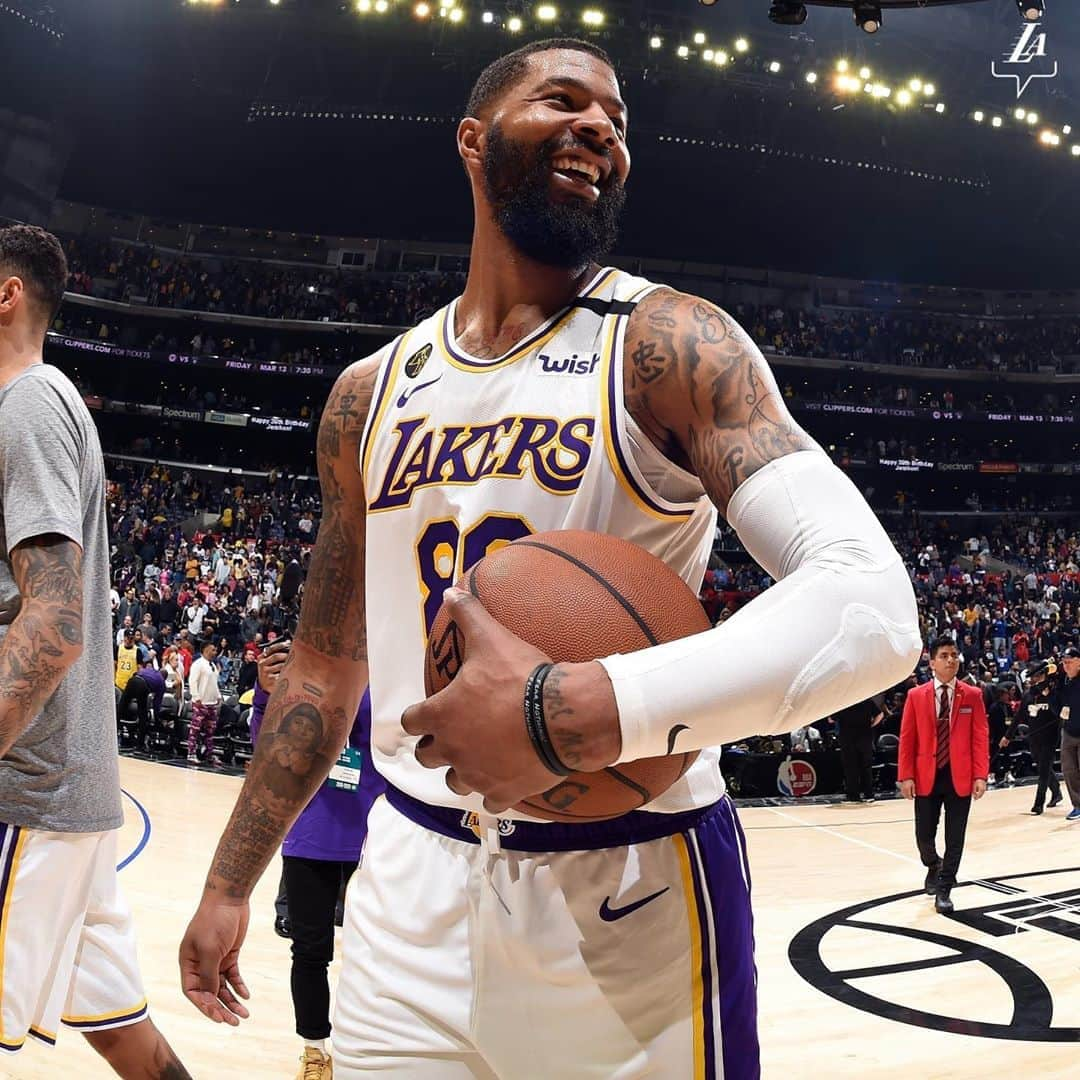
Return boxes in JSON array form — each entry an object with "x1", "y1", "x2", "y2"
[
  {"x1": 316, "y1": 354, "x2": 382, "y2": 465},
  {"x1": 623, "y1": 288, "x2": 817, "y2": 512}
]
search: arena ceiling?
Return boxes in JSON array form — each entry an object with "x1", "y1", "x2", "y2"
[{"x1": 3, "y1": 0, "x2": 1079, "y2": 287}]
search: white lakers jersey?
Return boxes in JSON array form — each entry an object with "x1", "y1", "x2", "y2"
[{"x1": 361, "y1": 266, "x2": 723, "y2": 817}]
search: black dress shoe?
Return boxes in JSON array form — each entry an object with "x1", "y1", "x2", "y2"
[
  {"x1": 1049, "y1": 793, "x2": 1063, "y2": 808},
  {"x1": 935, "y1": 890, "x2": 955, "y2": 914},
  {"x1": 1031, "y1": 806, "x2": 1044, "y2": 815},
  {"x1": 924, "y1": 864, "x2": 941, "y2": 896},
  {"x1": 274, "y1": 914, "x2": 292, "y2": 939}
]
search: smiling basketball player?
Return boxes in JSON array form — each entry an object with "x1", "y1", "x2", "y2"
[{"x1": 181, "y1": 40, "x2": 921, "y2": 1078}]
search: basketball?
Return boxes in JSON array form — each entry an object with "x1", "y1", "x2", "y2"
[{"x1": 424, "y1": 529, "x2": 709, "y2": 821}]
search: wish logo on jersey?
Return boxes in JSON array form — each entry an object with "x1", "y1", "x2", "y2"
[
  {"x1": 369, "y1": 414, "x2": 595, "y2": 511},
  {"x1": 538, "y1": 352, "x2": 600, "y2": 376}
]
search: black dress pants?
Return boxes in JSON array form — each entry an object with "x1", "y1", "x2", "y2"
[
  {"x1": 839, "y1": 728, "x2": 874, "y2": 800},
  {"x1": 914, "y1": 766, "x2": 971, "y2": 890},
  {"x1": 1031, "y1": 742, "x2": 1062, "y2": 809},
  {"x1": 281, "y1": 855, "x2": 358, "y2": 1040}
]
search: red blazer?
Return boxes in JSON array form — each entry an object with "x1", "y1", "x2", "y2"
[{"x1": 898, "y1": 680, "x2": 989, "y2": 798}]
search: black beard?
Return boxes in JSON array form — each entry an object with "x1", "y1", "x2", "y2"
[{"x1": 482, "y1": 123, "x2": 626, "y2": 270}]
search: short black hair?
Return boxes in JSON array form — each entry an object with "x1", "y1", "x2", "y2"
[
  {"x1": 465, "y1": 38, "x2": 615, "y2": 119},
  {"x1": 928, "y1": 635, "x2": 957, "y2": 658},
  {"x1": 0, "y1": 224, "x2": 68, "y2": 327}
]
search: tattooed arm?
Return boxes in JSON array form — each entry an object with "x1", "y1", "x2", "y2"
[
  {"x1": 581, "y1": 287, "x2": 920, "y2": 763},
  {"x1": 0, "y1": 535, "x2": 84, "y2": 758},
  {"x1": 622, "y1": 288, "x2": 818, "y2": 513},
  {"x1": 200, "y1": 355, "x2": 379, "y2": 902},
  {"x1": 180, "y1": 352, "x2": 382, "y2": 1026}
]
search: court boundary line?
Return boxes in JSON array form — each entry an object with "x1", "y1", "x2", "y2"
[{"x1": 117, "y1": 789, "x2": 152, "y2": 872}]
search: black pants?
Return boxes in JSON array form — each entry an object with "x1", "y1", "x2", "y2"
[
  {"x1": 275, "y1": 868, "x2": 289, "y2": 918},
  {"x1": 839, "y1": 728, "x2": 874, "y2": 800},
  {"x1": 281, "y1": 855, "x2": 358, "y2": 1040},
  {"x1": 914, "y1": 766, "x2": 972, "y2": 890},
  {"x1": 989, "y1": 744, "x2": 1010, "y2": 783},
  {"x1": 118, "y1": 676, "x2": 150, "y2": 741},
  {"x1": 276, "y1": 868, "x2": 347, "y2": 921},
  {"x1": 1031, "y1": 742, "x2": 1062, "y2": 809}
]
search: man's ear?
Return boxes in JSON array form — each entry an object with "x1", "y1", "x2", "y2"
[
  {"x1": 0, "y1": 275, "x2": 25, "y2": 318},
  {"x1": 458, "y1": 117, "x2": 485, "y2": 173}
]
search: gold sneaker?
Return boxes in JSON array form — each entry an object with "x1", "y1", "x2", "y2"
[{"x1": 296, "y1": 1047, "x2": 332, "y2": 1080}]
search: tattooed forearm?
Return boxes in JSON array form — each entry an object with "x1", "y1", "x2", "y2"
[
  {"x1": 0, "y1": 536, "x2": 83, "y2": 757},
  {"x1": 205, "y1": 671, "x2": 350, "y2": 898},
  {"x1": 624, "y1": 288, "x2": 817, "y2": 511},
  {"x1": 207, "y1": 797, "x2": 291, "y2": 900}
]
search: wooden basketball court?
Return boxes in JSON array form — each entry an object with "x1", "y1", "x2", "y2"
[{"x1": 5, "y1": 757, "x2": 1077, "y2": 1078}]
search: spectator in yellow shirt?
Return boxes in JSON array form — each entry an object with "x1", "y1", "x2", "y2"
[{"x1": 115, "y1": 628, "x2": 139, "y2": 694}]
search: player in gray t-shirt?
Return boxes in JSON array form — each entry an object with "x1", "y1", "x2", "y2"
[{"x1": 0, "y1": 225, "x2": 191, "y2": 1075}]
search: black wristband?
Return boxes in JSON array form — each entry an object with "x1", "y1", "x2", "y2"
[{"x1": 523, "y1": 663, "x2": 572, "y2": 776}]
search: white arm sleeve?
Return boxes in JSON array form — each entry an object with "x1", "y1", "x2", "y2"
[{"x1": 597, "y1": 450, "x2": 922, "y2": 762}]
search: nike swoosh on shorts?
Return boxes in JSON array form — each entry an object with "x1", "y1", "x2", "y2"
[{"x1": 598, "y1": 886, "x2": 670, "y2": 922}]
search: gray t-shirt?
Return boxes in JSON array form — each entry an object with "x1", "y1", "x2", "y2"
[{"x1": 0, "y1": 363, "x2": 122, "y2": 832}]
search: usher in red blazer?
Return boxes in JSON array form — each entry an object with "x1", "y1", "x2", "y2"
[{"x1": 898, "y1": 680, "x2": 990, "y2": 798}]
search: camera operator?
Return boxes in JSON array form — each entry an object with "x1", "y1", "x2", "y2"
[
  {"x1": 1014, "y1": 661, "x2": 1063, "y2": 815},
  {"x1": 1054, "y1": 645, "x2": 1080, "y2": 822}
]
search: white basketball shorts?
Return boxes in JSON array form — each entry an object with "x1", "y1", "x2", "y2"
[
  {"x1": 333, "y1": 788, "x2": 759, "y2": 1079},
  {"x1": 0, "y1": 823, "x2": 147, "y2": 1053}
]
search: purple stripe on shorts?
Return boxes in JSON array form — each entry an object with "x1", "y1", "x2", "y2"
[
  {"x1": 0, "y1": 825, "x2": 21, "y2": 930},
  {"x1": 62, "y1": 1003, "x2": 148, "y2": 1030},
  {"x1": 690, "y1": 798, "x2": 761, "y2": 1080}
]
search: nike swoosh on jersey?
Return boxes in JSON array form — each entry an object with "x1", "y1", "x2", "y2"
[
  {"x1": 396, "y1": 376, "x2": 443, "y2": 408},
  {"x1": 598, "y1": 886, "x2": 670, "y2": 922}
]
